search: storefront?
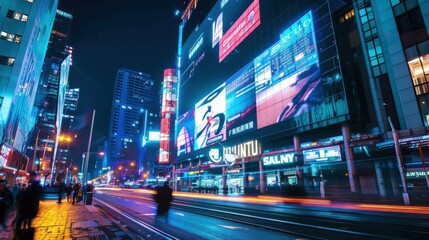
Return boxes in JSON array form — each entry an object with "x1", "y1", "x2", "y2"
[{"x1": 0, "y1": 144, "x2": 30, "y2": 185}]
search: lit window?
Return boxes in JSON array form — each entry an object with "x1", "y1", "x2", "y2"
[
  {"x1": 25, "y1": 0, "x2": 34, "y2": 2},
  {"x1": 0, "y1": 31, "x2": 22, "y2": 44},
  {"x1": 0, "y1": 56, "x2": 15, "y2": 66},
  {"x1": 7, "y1": 33, "x2": 15, "y2": 42},
  {"x1": 0, "y1": 32, "x2": 7, "y2": 40},
  {"x1": 6, "y1": 10, "x2": 28, "y2": 22},
  {"x1": 13, "y1": 12, "x2": 22, "y2": 20},
  {"x1": 408, "y1": 54, "x2": 429, "y2": 96}
]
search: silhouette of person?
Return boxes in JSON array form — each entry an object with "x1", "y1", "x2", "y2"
[
  {"x1": 14, "y1": 171, "x2": 42, "y2": 238},
  {"x1": 0, "y1": 182, "x2": 13, "y2": 232},
  {"x1": 72, "y1": 183, "x2": 81, "y2": 204},
  {"x1": 155, "y1": 181, "x2": 173, "y2": 221},
  {"x1": 65, "y1": 184, "x2": 73, "y2": 203},
  {"x1": 57, "y1": 180, "x2": 65, "y2": 204}
]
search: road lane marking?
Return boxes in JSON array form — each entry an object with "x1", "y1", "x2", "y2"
[
  {"x1": 218, "y1": 225, "x2": 243, "y2": 230},
  {"x1": 174, "y1": 212, "x2": 185, "y2": 217}
]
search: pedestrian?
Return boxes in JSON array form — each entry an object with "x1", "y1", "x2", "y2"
[
  {"x1": 0, "y1": 182, "x2": 13, "y2": 232},
  {"x1": 65, "y1": 183, "x2": 73, "y2": 203},
  {"x1": 155, "y1": 181, "x2": 173, "y2": 221},
  {"x1": 57, "y1": 180, "x2": 65, "y2": 204},
  {"x1": 72, "y1": 182, "x2": 80, "y2": 204},
  {"x1": 14, "y1": 171, "x2": 43, "y2": 239}
]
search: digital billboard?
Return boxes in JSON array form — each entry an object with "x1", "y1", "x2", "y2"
[
  {"x1": 194, "y1": 83, "x2": 227, "y2": 150},
  {"x1": 177, "y1": 0, "x2": 348, "y2": 158},
  {"x1": 176, "y1": 110, "x2": 195, "y2": 156},
  {"x1": 255, "y1": 11, "x2": 321, "y2": 128}
]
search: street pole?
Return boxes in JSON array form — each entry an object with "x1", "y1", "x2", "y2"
[
  {"x1": 388, "y1": 117, "x2": 410, "y2": 205},
  {"x1": 41, "y1": 136, "x2": 49, "y2": 171},
  {"x1": 319, "y1": 164, "x2": 325, "y2": 199},
  {"x1": 417, "y1": 143, "x2": 429, "y2": 190},
  {"x1": 80, "y1": 153, "x2": 85, "y2": 182},
  {"x1": 83, "y1": 110, "x2": 96, "y2": 185},
  {"x1": 31, "y1": 129, "x2": 40, "y2": 172}
]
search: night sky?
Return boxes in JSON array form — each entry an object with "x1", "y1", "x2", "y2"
[{"x1": 57, "y1": 0, "x2": 188, "y2": 159}]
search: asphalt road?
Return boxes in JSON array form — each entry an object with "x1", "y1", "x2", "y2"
[{"x1": 93, "y1": 188, "x2": 429, "y2": 240}]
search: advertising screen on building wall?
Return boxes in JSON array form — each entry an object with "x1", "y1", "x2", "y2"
[{"x1": 177, "y1": 0, "x2": 348, "y2": 157}]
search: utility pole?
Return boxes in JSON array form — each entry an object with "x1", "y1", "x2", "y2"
[
  {"x1": 83, "y1": 110, "x2": 96, "y2": 185},
  {"x1": 31, "y1": 129, "x2": 40, "y2": 172}
]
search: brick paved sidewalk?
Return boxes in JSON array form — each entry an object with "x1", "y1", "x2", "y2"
[{"x1": 0, "y1": 199, "x2": 136, "y2": 240}]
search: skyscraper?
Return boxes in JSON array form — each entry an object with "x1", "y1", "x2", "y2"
[
  {"x1": 0, "y1": 0, "x2": 58, "y2": 152},
  {"x1": 55, "y1": 87, "x2": 79, "y2": 178},
  {"x1": 0, "y1": 0, "x2": 58, "y2": 183},
  {"x1": 33, "y1": 9, "x2": 73, "y2": 182},
  {"x1": 108, "y1": 68, "x2": 155, "y2": 176}
]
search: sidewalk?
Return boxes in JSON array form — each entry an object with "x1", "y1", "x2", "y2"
[{"x1": 0, "y1": 198, "x2": 137, "y2": 240}]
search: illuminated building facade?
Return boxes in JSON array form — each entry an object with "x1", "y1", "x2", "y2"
[
  {"x1": 108, "y1": 68, "x2": 155, "y2": 178},
  {"x1": 0, "y1": 0, "x2": 58, "y2": 182},
  {"x1": 55, "y1": 87, "x2": 79, "y2": 177},
  {"x1": 172, "y1": 0, "x2": 429, "y2": 202},
  {"x1": 32, "y1": 9, "x2": 73, "y2": 182}
]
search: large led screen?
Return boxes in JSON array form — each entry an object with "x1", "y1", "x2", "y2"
[
  {"x1": 176, "y1": 110, "x2": 195, "y2": 156},
  {"x1": 255, "y1": 11, "x2": 321, "y2": 128},
  {"x1": 194, "y1": 83, "x2": 227, "y2": 150},
  {"x1": 177, "y1": 0, "x2": 348, "y2": 157}
]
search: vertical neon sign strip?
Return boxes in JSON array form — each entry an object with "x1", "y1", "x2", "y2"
[
  {"x1": 219, "y1": 0, "x2": 260, "y2": 62},
  {"x1": 159, "y1": 69, "x2": 177, "y2": 164}
]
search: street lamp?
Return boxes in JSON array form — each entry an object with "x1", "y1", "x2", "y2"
[
  {"x1": 50, "y1": 134, "x2": 73, "y2": 185},
  {"x1": 81, "y1": 151, "x2": 104, "y2": 183},
  {"x1": 83, "y1": 110, "x2": 96, "y2": 185}
]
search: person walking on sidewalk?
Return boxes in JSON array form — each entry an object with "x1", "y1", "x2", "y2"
[
  {"x1": 57, "y1": 180, "x2": 65, "y2": 204},
  {"x1": 155, "y1": 181, "x2": 173, "y2": 221},
  {"x1": 0, "y1": 182, "x2": 13, "y2": 232},
  {"x1": 65, "y1": 183, "x2": 73, "y2": 203},
  {"x1": 72, "y1": 182, "x2": 81, "y2": 204},
  {"x1": 14, "y1": 171, "x2": 42, "y2": 238}
]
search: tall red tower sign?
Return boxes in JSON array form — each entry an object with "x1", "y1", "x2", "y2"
[{"x1": 159, "y1": 69, "x2": 178, "y2": 164}]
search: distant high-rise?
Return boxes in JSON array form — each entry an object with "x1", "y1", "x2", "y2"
[
  {"x1": 62, "y1": 88, "x2": 80, "y2": 133},
  {"x1": 33, "y1": 8, "x2": 73, "y2": 181},
  {"x1": 55, "y1": 87, "x2": 79, "y2": 166},
  {"x1": 108, "y1": 68, "x2": 155, "y2": 173}
]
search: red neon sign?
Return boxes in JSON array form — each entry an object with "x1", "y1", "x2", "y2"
[{"x1": 219, "y1": 0, "x2": 260, "y2": 62}]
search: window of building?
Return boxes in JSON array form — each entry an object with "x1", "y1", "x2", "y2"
[
  {"x1": 0, "y1": 31, "x2": 22, "y2": 43},
  {"x1": 408, "y1": 53, "x2": 429, "y2": 95},
  {"x1": 6, "y1": 9, "x2": 28, "y2": 22},
  {"x1": 357, "y1": 0, "x2": 387, "y2": 77},
  {"x1": 21, "y1": 14, "x2": 28, "y2": 22},
  {"x1": 339, "y1": 9, "x2": 354, "y2": 23},
  {"x1": 395, "y1": 7, "x2": 428, "y2": 48},
  {"x1": 0, "y1": 55, "x2": 15, "y2": 66},
  {"x1": 390, "y1": 0, "x2": 401, "y2": 6}
]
